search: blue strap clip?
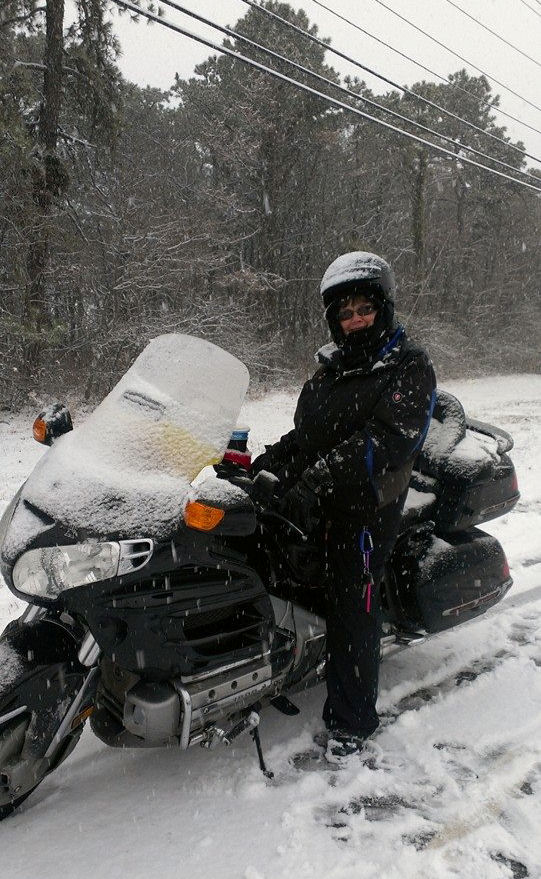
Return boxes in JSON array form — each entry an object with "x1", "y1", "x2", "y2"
[
  {"x1": 359, "y1": 527, "x2": 374, "y2": 567},
  {"x1": 359, "y1": 527, "x2": 374, "y2": 613}
]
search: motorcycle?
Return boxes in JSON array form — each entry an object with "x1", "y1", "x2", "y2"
[{"x1": 0, "y1": 334, "x2": 519, "y2": 817}]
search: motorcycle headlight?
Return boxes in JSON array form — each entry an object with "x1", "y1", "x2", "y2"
[{"x1": 13, "y1": 542, "x2": 121, "y2": 598}]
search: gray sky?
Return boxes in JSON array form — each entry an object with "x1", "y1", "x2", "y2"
[{"x1": 102, "y1": 0, "x2": 541, "y2": 167}]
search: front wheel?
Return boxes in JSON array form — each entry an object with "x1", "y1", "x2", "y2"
[
  {"x1": 0, "y1": 615, "x2": 98, "y2": 819},
  {"x1": 0, "y1": 714, "x2": 87, "y2": 820},
  {"x1": 0, "y1": 716, "x2": 36, "y2": 819}
]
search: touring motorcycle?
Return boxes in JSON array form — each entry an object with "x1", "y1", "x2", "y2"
[{"x1": 0, "y1": 334, "x2": 519, "y2": 817}]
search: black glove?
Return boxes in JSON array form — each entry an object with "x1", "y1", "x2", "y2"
[
  {"x1": 250, "y1": 469, "x2": 281, "y2": 504},
  {"x1": 279, "y1": 459, "x2": 333, "y2": 533},
  {"x1": 250, "y1": 448, "x2": 275, "y2": 477}
]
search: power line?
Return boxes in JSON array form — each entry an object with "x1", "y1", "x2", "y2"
[
  {"x1": 240, "y1": 0, "x2": 541, "y2": 166},
  {"x1": 519, "y1": 0, "x2": 541, "y2": 20},
  {"x1": 109, "y1": 0, "x2": 541, "y2": 193},
  {"x1": 370, "y1": 0, "x2": 541, "y2": 115},
  {"x1": 310, "y1": 0, "x2": 541, "y2": 140},
  {"x1": 159, "y1": 0, "x2": 541, "y2": 185},
  {"x1": 442, "y1": 0, "x2": 541, "y2": 67}
]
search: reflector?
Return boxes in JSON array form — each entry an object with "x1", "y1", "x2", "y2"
[
  {"x1": 71, "y1": 707, "x2": 95, "y2": 729},
  {"x1": 184, "y1": 501, "x2": 225, "y2": 532},
  {"x1": 223, "y1": 449, "x2": 252, "y2": 468},
  {"x1": 32, "y1": 418, "x2": 48, "y2": 444}
]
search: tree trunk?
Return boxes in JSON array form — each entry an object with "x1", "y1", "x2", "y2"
[
  {"x1": 23, "y1": 0, "x2": 65, "y2": 364},
  {"x1": 411, "y1": 151, "x2": 427, "y2": 280}
]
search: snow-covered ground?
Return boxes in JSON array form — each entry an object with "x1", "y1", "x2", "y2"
[{"x1": 0, "y1": 374, "x2": 540, "y2": 879}]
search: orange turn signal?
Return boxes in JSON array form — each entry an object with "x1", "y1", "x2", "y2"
[
  {"x1": 32, "y1": 417, "x2": 48, "y2": 444},
  {"x1": 184, "y1": 500, "x2": 225, "y2": 532}
]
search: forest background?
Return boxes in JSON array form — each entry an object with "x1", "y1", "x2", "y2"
[{"x1": 1, "y1": 0, "x2": 540, "y2": 408}]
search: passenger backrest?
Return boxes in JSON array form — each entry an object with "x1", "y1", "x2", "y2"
[
  {"x1": 416, "y1": 390, "x2": 466, "y2": 475},
  {"x1": 416, "y1": 390, "x2": 498, "y2": 483}
]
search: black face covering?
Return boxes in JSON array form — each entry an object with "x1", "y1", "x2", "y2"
[
  {"x1": 326, "y1": 288, "x2": 396, "y2": 367},
  {"x1": 340, "y1": 313, "x2": 389, "y2": 366}
]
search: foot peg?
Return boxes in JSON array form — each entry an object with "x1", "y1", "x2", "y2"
[
  {"x1": 270, "y1": 695, "x2": 300, "y2": 716},
  {"x1": 201, "y1": 711, "x2": 260, "y2": 749},
  {"x1": 222, "y1": 711, "x2": 260, "y2": 745},
  {"x1": 395, "y1": 631, "x2": 426, "y2": 646},
  {"x1": 200, "y1": 709, "x2": 274, "y2": 779}
]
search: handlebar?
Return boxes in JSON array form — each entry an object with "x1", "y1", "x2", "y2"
[{"x1": 222, "y1": 470, "x2": 308, "y2": 541}]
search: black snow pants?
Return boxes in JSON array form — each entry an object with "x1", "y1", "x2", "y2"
[{"x1": 322, "y1": 496, "x2": 405, "y2": 738}]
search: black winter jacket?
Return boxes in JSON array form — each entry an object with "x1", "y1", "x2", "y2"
[{"x1": 260, "y1": 327, "x2": 436, "y2": 521}]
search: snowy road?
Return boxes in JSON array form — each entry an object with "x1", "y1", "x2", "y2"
[{"x1": 0, "y1": 375, "x2": 540, "y2": 879}]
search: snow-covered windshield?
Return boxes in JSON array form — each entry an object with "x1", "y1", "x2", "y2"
[{"x1": 6, "y1": 335, "x2": 249, "y2": 550}]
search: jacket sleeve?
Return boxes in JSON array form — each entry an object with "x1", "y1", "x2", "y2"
[
  {"x1": 324, "y1": 353, "x2": 437, "y2": 505},
  {"x1": 250, "y1": 428, "x2": 299, "y2": 475}
]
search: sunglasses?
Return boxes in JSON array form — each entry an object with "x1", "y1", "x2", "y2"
[{"x1": 338, "y1": 304, "x2": 377, "y2": 321}]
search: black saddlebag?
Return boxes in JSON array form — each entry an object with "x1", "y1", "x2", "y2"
[
  {"x1": 410, "y1": 451, "x2": 519, "y2": 533},
  {"x1": 388, "y1": 526, "x2": 513, "y2": 634}
]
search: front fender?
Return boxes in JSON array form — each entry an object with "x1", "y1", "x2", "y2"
[
  {"x1": 0, "y1": 615, "x2": 91, "y2": 743},
  {"x1": 0, "y1": 616, "x2": 97, "y2": 806}
]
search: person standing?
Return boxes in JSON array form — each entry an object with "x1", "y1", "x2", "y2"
[{"x1": 251, "y1": 251, "x2": 437, "y2": 760}]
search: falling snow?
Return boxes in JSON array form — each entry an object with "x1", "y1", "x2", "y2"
[{"x1": 0, "y1": 373, "x2": 540, "y2": 878}]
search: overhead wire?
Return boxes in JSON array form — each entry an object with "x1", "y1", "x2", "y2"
[
  {"x1": 518, "y1": 0, "x2": 541, "y2": 20},
  {"x1": 310, "y1": 0, "x2": 541, "y2": 140},
  {"x1": 370, "y1": 0, "x2": 541, "y2": 114},
  {"x1": 158, "y1": 0, "x2": 541, "y2": 186},
  {"x1": 240, "y1": 0, "x2": 541, "y2": 166},
  {"x1": 442, "y1": 0, "x2": 541, "y2": 68},
  {"x1": 109, "y1": 0, "x2": 541, "y2": 193}
]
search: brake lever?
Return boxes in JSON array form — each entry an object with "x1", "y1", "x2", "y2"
[
  {"x1": 218, "y1": 470, "x2": 307, "y2": 539},
  {"x1": 258, "y1": 509, "x2": 308, "y2": 541}
]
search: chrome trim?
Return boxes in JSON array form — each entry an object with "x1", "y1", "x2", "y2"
[
  {"x1": 20, "y1": 605, "x2": 47, "y2": 625},
  {"x1": 315, "y1": 658, "x2": 326, "y2": 677},
  {"x1": 180, "y1": 652, "x2": 270, "y2": 684},
  {"x1": 441, "y1": 586, "x2": 503, "y2": 617},
  {"x1": 395, "y1": 631, "x2": 426, "y2": 645},
  {"x1": 0, "y1": 705, "x2": 28, "y2": 726},
  {"x1": 78, "y1": 631, "x2": 101, "y2": 667},
  {"x1": 201, "y1": 726, "x2": 227, "y2": 749},
  {"x1": 188, "y1": 658, "x2": 272, "y2": 714},
  {"x1": 117, "y1": 539, "x2": 154, "y2": 575},
  {"x1": 305, "y1": 633, "x2": 325, "y2": 646},
  {"x1": 220, "y1": 711, "x2": 260, "y2": 746},
  {"x1": 193, "y1": 678, "x2": 279, "y2": 727},
  {"x1": 270, "y1": 595, "x2": 295, "y2": 632},
  {"x1": 44, "y1": 667, "x2": 99, "y2": 760},
  {"x1": 174, "y1": 683, "x2": 193, "y2": 750},
  {"x1": 379, "y1": 631, "x2": 427, "y2": 658}
]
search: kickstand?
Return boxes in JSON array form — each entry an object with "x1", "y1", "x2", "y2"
[{"x1": 251, "y1": 726, "x2": 274, "y2": 780}]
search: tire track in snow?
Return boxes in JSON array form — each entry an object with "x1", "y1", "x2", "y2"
[
  {"x1": 305, "y1": 610, "x2": 541, "y2": 851},
  {"x1": 313, "y1": 684, "x2": 541, "y2": 875},
  {"x1": 379, "y1": 607, "x2": 541, "y2": 728}
]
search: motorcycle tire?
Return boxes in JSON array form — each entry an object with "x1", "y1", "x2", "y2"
[
  {"x1": 0, "y1": 616, "x2": 96, "y2": 820},
  {"x1": 0, "y1": 670, "x2": 92, "y2": 817}
]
